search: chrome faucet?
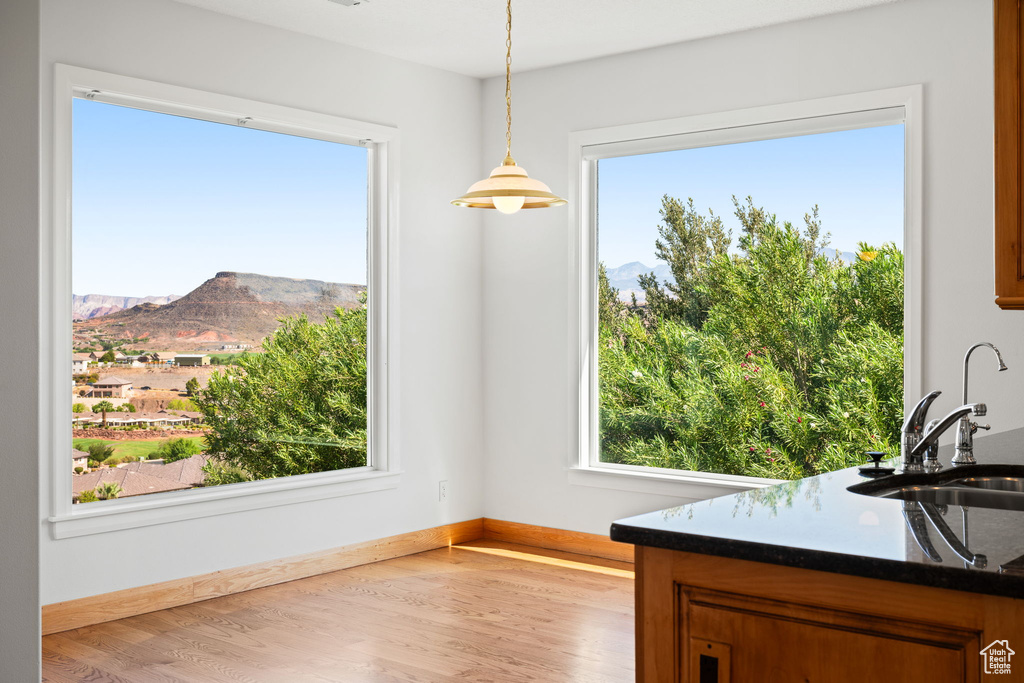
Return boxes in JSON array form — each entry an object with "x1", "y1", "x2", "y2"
[
  {"x1": 953, "y1": 343, "x2": 1008, "y2": 465},
  {"x1": 910, "y1": 403, "x2": 988, "y2": 470},
  {"x1": 901, "y1": 390, "x2": 941, "y2": 472}
]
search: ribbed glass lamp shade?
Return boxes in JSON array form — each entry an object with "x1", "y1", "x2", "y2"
[{"x1": 451, "y1": 160, "x2": 566, "y2": 213}]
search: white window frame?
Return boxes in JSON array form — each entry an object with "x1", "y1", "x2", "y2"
[
  {"x1": 46, "y1": 64, "x2": 401, "y2": 539},
  {"x1": 567, "y1": 86, "x2": 923, "y2": 498}
]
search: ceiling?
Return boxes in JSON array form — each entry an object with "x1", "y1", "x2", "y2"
[{"x1": 170, "y1": 0, "x2": 899, "y2": 79}]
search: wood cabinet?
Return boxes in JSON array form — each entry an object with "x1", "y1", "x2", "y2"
[
  {"x1": 995, "y1": 0, "x2": 1024, "y2": 308},
  {"x1": 635, "y1": 546, "x2": 1024, "y2": 682}
]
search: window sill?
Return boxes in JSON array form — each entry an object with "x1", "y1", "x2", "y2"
[
  {"x1": 50, "y1": 468, "x2": 402, "y2": 539},
  {"x1": 567, "y1": 464, "x2": 779, "y2": 501}
]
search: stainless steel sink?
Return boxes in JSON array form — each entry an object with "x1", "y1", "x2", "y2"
[
  {"x1": 848, "y1": 465, "x2": 1024, "y2": 513},
  {"x1": 952, "y1": 476, "x2": 1024, "y2": 493},
  {"x1": 872, "y1": 484, "x2": 1024, "y2": 512}
]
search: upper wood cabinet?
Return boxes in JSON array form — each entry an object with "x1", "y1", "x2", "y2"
[{"x1": 995, "y1": 0, "x2": 1024, "y2": 308}]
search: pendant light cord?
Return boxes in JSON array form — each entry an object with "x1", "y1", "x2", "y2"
[{"x1": 504, "y1": 0, "x2": 514, "y2": 165}]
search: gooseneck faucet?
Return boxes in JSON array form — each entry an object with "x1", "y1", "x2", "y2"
[{"x1": 953, "y1": 343, "x2": 1008, "y2": 465}]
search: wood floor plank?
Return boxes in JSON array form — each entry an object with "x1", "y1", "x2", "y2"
[{"x1": 43, "y1": 541, "x2": 635, "y2": 682}]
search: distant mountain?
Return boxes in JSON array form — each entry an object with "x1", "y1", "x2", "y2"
[
  {"x1": 606, "y1": 250, "x2": 860, "y2": 304},
  {"x1": 820, "y1": 248, "x2": 858, "y2": 263},
  {"x1": 73, "y1": 293, "x2": 181, "y2": 320},
  {"x1": 604, "y1": 262, "x2": 675, "y2": 303},
  {"x1": 75, "y1": 272, "x2": 365, "y2": 347}
]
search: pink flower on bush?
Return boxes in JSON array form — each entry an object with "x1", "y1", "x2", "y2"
[
  {"x1": 797, "y1": 417, "x2": 802, "y2": 423},
  {"x1": 759, "y1": 401, "x2": 766, "y2": 408},
  {"x1": 745, "y1": 351, "x2": 753, "y2": 358}
]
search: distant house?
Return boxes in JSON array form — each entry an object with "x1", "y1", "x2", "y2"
[
  {"x1": 138, "y1": 352, "x2": 176, "y2": 364},
  {"x1": 89, "y1": 349, "x2": 125, "y2": 362},
  {"x1": 71, "y1": 413, "x2": 99, "y2": 427},
  {"x1": 72, "y1": 410, "x2": 201, "y2": 429},
  {"x1": 175, "y1": 354, "x2": 210, "y2": 366},
  {"x1": 165, "y1": 410, "x2": 204, "y2": 425},
  {"x1": 91, "y1": 376, "x2": 133, "y2": 398},
  {"x1": 71, "y1": 353, "x2": 92, "y2": 373},
  {"x1": 118, "y1": 355, "x2": 145, "y2": 367},
  {"x1": 72, "y1": 449, "x2": 89, "y2": 470}
]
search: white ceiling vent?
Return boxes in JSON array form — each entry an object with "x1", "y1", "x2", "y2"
[{"x1": 327, "y1": 0, "x2": 369, "y2": 6}]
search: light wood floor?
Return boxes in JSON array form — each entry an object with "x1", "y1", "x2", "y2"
[{"x1": 42, "y1": 540, "x2": 635, "y2": 682}]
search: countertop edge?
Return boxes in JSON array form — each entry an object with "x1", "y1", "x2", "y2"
[{"x1": 610, "y1": 521, "x2": 1024, "y2": 600}]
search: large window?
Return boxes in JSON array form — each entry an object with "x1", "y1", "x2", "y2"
[
  {"x1": 571, "y1": 90, "x2": 921, "y2": 487},
  {"x1": 51, "y1": 66, "x2": 397, "y2": 536}
]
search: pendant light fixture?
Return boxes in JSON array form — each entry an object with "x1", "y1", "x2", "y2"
[{"x1": 451, "y1": 0, "x2": 566, "y2": 214}]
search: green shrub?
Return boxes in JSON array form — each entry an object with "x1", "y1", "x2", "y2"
[
  {"x1": 77, "y1": 490, "x2": 98, "y2": 503},
  {"x1": 74, "y1": 466, "x2": 84, "y2": 474},
  {"x1": 72, "y1": 403, "x2": 87, "y2": 413},
  {"x1": 150, "y1": 437, "x2": 202, "y2": 463},
  {"x1": 167, "y1": 398, "x2": 198, "y2": 411}
]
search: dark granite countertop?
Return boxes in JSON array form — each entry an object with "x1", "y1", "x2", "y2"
[{"x1": 610, "y1": 428, "x2": 1024, "y2": 599}]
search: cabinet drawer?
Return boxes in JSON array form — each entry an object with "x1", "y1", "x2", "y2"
[{"x1": 683, "y1": 589, "x2": 980, "y2": 683}]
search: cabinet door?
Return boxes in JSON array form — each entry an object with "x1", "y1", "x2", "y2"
[
  {"x1": 683, "y1": 589, "x2": 980, "y2": 683},
  {"x1": 995, "y1": 0, "x2": 1024, "y2": 308}
]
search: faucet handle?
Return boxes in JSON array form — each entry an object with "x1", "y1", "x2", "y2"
[
  {"x1": 973, "y1": 422, "x2": 991, "y2": 434},
  {"x1": 904, "y1": 390, "x2": 942, "y2": 433}
]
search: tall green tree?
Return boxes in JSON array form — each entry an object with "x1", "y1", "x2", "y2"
[
  {"x1": 638, "y1": 196, "x2": 731, "y2": 329},
  {"x1": 196, "y1": 305, "x2": 367, "y2": 480},
  {"x1": 185, "y1": 377, "x2": 200, "y2": 397}
]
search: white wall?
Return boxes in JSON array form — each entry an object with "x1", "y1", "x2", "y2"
[
  {"x1": 480, "y1": 0, "x2": 1024, "y2": 534},
  {"x1": 1, "y1": 1, "x2": 42, "y2": 679},
  {"x1": 39, "y1": 0, "x2": 485, "y2": 605}
]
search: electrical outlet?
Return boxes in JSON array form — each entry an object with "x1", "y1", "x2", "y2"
[{"x1": 439, "y1": 480, "x2": 449, "y2": 503}]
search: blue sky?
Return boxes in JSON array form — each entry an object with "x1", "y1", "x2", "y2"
[
  {"x1": 72, "y1": 99, "x2": 368, "y2": 296},
  {"x1": 597, "y1": 124, "x2": 905, "y2": 268}
]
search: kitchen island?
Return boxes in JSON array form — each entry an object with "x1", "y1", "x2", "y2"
[{"x1": 611, "y1": 429, "x2": 1024, "y2": 682}]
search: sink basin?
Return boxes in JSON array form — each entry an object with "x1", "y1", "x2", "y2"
[
  {"x1": 872, "y1": 485, "x2": 1024, "y2": 512},
  {"x1": 953, "y1": 476, "x2": 1024, "y2": 493},
  {"x1": 848, "y1": 464, "x2": 1024, "y2": 512}
]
